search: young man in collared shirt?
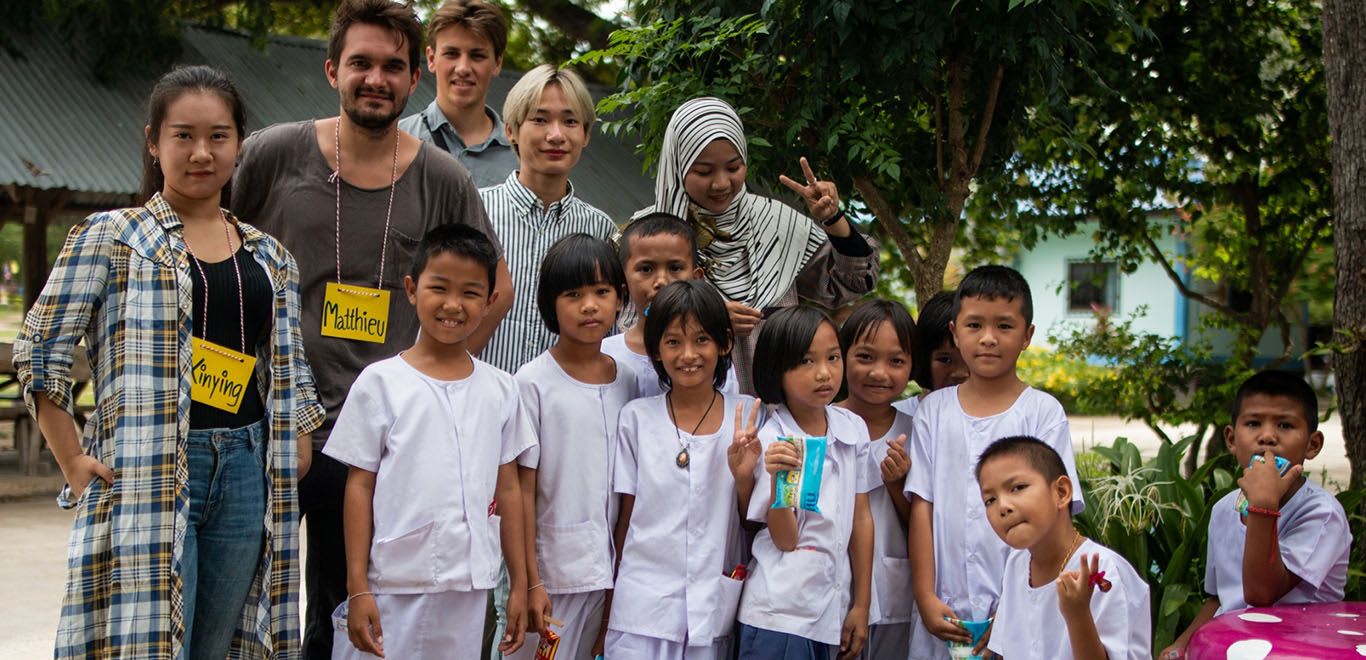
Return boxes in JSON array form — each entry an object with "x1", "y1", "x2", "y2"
[
  {"x1": 479, "y1": 64, "x2": 618, "y2": 375},
  {"x1": 398, "y1": 0, "x2": 519, "y2": 187}
]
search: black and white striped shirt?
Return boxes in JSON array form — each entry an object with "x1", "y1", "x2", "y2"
[{"x1": 479, "y1": 171, "x2": 619, "y2": 373}]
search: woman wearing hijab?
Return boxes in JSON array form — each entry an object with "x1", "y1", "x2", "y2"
[{"x1": 632, "y1": 97, "x2": 879, "y2": 392}]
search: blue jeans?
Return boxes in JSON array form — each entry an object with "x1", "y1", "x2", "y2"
[{"x1": 180, "y1": 421, "x2": 268, "y2": 660}]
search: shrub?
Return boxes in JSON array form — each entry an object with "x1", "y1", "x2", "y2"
[
  {"x1": 1077, "y1": 436, "x2": 1237, "y2": 654},
  {"x1": 1017, "y1": 347, "x2": 1119, "y2": 416}
]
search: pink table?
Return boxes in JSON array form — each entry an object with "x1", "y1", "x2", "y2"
[{"x1": 1188, "y1": 602, "x2": 1366, "y2": 659}]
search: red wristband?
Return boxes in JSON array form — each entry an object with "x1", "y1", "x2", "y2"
[{"x1": 1246, "y1": 505, "x2": 1281, "y2": 565}]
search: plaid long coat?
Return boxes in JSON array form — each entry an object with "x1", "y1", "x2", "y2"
[{"x1": 13, "y1": 194, "x2": 324, "y2": 658}]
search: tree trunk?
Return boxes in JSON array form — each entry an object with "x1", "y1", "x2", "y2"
[{"x1": 1324, "y1": 0, "x2": 1366, "y2": 491}]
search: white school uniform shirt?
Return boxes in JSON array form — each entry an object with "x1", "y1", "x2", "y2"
[
  {"x1": 738, "y1": 405, "x2": 877, "y2": 646},
  {"x1": 903, "y1": 386, "x2": 1083, "y2": 659},
  {"x1": 323, "y1": 354, "x2": 534, "y2": 593},
  {"x1": 865, "y1": 408, "x2": 919, "y2": 626},
  {"x1": 609, "y1": 392, "x2": 756, "y2": 645},
  {"x1": 989, "y1": 539, "x2": 1149, "y2": 659},
  {"x1": 892, "y1": 396, "x2": 921, "y2": 417},
  {"x1": 514, "y1": 350, "x2": 636, "y2": 593},
  {"x1": 1205, "y1": 477, "x2": 1350, "y2": 615},
  {"x1": 601, "y1": 332, "x2": 740, "y2": 399}
]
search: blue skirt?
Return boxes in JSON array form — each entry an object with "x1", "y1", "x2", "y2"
[{"x1": 737, "y1": 623, "x2": 833, "y2": 660}]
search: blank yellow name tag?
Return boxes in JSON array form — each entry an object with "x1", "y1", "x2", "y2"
[
  {"x1": 321, "y1": 282, "x2": 390, "y2": 344},
  {"x1": 191, "y1": 337, "x2": 258, "y2": 414}
]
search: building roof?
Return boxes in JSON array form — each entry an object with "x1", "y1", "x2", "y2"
[{"x1": 0, "y1": 23, "x2": 654, "y2": 222}]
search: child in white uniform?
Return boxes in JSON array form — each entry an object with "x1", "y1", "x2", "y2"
[
  {"x1": 836, "y1": 300, "x2": 921, "y2": 659},
  {"x1": 606, "y1": 279, "x2": 756, "y2": 659},
  {"x1": 326, "y1": 225, "x2": 532, "y2": 659},
  {"x1": 738, "y1": 306, "x2": 876, "y2": 660},
  {"x1": 905, "y1": 267, "x2": 1082, "y2": 660},
  {"x1": 977, "y1": 437, "x2": 1150, "y2": 660},
  {"x1": 511, "y1": 235, "x2": 636, "y2": 659},
  {"x1": 604, "y1": 212, "x2": 739, "y2": 397},
  {"x1": 1160, "y1": 371, "x2": 1350, "y2": 659}
]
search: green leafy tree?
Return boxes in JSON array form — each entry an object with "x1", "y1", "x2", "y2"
[
  {"x1": 5, "y1": 0, "x2": 622, "y2": 81},
  {"x1": 578, "y1": 0, "x2": 1138, "y2": 305},
  {"x1": 972, "y1": 0, "x2": 1333, "y2": 463},
  {"x1": 1324, "y1": 0, "x2": 1366, "y2": 493}
]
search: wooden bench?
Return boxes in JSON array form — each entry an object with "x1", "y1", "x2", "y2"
[{"x1": 0, "y1": 342, "x2": 94, "y2": 475}]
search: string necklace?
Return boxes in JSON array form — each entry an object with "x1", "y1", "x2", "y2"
[
  {"x1": 184, "y1": 211, "x2": 246, "y2": 353},
  {"x1": 667, "y1": 389, "x2": 718, "y2": 469},
  {"x1": 331, "y1": 118, "x2": 400, "y2": 286},
  {"x1": 1032, "y1": 530, "x2": 1085, "y2": 587}
]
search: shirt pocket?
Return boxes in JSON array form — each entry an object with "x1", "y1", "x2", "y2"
[
  {"x1": 383, "y1": 230, "x2": 420, "y2": 290},
  {"x1": 874, "y1": 556, "x2": 915, "y2": 622},
  {"x1": 760, "y1": 548, "x2": 834, "y2": 619},
  {"x1": 705, "y1": 574, "x2": 744, "y2": 640},
  {"x1": 371, "y1": 519, "x2": 469, "y2": 590},
  {"x1": 536, "y1": 519, "x2": 611, "y2": 590}
]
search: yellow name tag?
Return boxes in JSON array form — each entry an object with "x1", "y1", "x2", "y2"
[
  {"x1": 321, "y1": 282, "x2": 390, "y2": 344},
  {"x1": 191, "y1": 337, "x2": 258, "y2": 414}
]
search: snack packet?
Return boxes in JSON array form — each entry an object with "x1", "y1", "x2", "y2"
[
  {"x1": 534, "y1": 629, "x2": 561, "y2": 660},
  {"x1": 771, "y1": 436, "x2": 827, "y2": 512},
  {"x1": 1235, "y1": 453, "x2": 1291, "y2": 517}
]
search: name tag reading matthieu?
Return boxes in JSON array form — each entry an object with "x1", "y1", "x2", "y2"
[
  {"x1": 191, "y1": 337, "x2": 258, "y2": 414},
  {"x1": 321, "y1": 282, "x2": 390, "y2": 343}
]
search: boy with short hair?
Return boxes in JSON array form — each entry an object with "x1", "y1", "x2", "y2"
[
  {"x1": 978, "y1": 436, "x2": 1150, "y2": 660},
  {"x1": 399, "y1": 0, "x2": 519, "y2": 187},
  {"x1": 1159, "y1": 370, "x2": 1350, "y2": 659},
  {"x1": 905, "y1": 264, "x2": 1084, "y2": 659},
  {"x1": 325, "y1": 224, "x2": 532, "y2": 659},
  {"x1": 603, "y1": 212, "x2": 740, "y2": 397}
]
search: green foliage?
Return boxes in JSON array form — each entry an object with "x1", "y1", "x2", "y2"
[
  {"x1": 1016, "y1": 347, "x2": 1118, "y2": 416},
  {"x1": 580, "y1": 0, "x2": 1137, "y2": 303},
  {"x1": 1077, "y1": 437, "x2": 1237, "y2": 653},
  {"x1": 974, "y1": 0, "x2": 1332, "y2": 368},
  {"x1": 1048, "y1": 310, "x2": 1249, "y2": 455},
  {"x1": 1339, "y1": 488, "x2": 1366, "y2": 601}
]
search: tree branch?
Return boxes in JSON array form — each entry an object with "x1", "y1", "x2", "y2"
[
  {"x1": 935, "y1": 95, "x2": 945, "y2": 186},
  {"x1": 852, "y1": 174, "x2": 923, "y2": 273},
  {"x1": 1140, "y1": 232, "x2": 1237, "y2": 316},
  {"x1": 517, "y1": 0, "x2": 621, "y2": 50},
  {"x1": 1271, "y1": 212, "x2": 1332, "y2": 308},
  {"x1": 967, "y1": 63, "x2": 1005, "y2": 177}
]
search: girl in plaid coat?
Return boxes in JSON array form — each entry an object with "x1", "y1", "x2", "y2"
[{"x1": 14, "y1": 66, "x2": 323, "y2": 659}]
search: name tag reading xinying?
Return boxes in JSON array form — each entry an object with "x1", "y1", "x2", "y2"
[
  {"x1": 321, "y1": 282, "x2": 390, "y2": 343},
  {"x1": 191, "y1": 337, "x2": 258, "y2": 414}
]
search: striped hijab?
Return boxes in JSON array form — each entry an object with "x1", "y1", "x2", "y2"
[{"x1": 635, "y1": 97, "x2": 826, "y2": 309}]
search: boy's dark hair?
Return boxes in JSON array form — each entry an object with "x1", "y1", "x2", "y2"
[
  {"x1": 536, "y1": 234, "x2": 628, "y2": 334},
  {"x1": 912, "y1": 290, "x2": 956, "y2": 391},
  {"x1": 838, "y1": 299, "x2": 915, "y2": 357},
  {"x1": 975, "y1": 435, "x2": 1069, "y2": 484},
  {"x1": 618, "y1": 212, "x2": 699, "y2": 268},
  {"x1": 753, "y1": 306, "x2": 837, "y2": 406},
  {"x1": 953, "y1": 265, "x2": 1033, "y2": 325},
  {"x1": 328, "y1": 0, "x2": 424, "y2": 74},
  {"x1": 1231, "y1": 370, "x2": 1319, "y2": 432},
  {"x1": 643, "y1": 280, "x2": 734, "y2": 391},
  {"x1": 410, "y1": 224, "x2": 499, "y2": 291}
]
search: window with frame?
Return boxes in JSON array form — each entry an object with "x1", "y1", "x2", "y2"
[{"x1": 1067, "y1": 260, "x2": 1118, "y2": 313}]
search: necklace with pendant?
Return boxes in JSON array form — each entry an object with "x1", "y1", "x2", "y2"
[{"x1": 668, "y1": 390, "x2": 718, "y2": 469}]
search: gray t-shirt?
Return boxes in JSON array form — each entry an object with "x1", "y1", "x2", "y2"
[{"x1": 231, "y1": 120, "x2": 502, "y2": 444}]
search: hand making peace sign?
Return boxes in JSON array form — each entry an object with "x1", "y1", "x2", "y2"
[{"x1": 779, "y1": 157, "x2": 845, "y2": 230}]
